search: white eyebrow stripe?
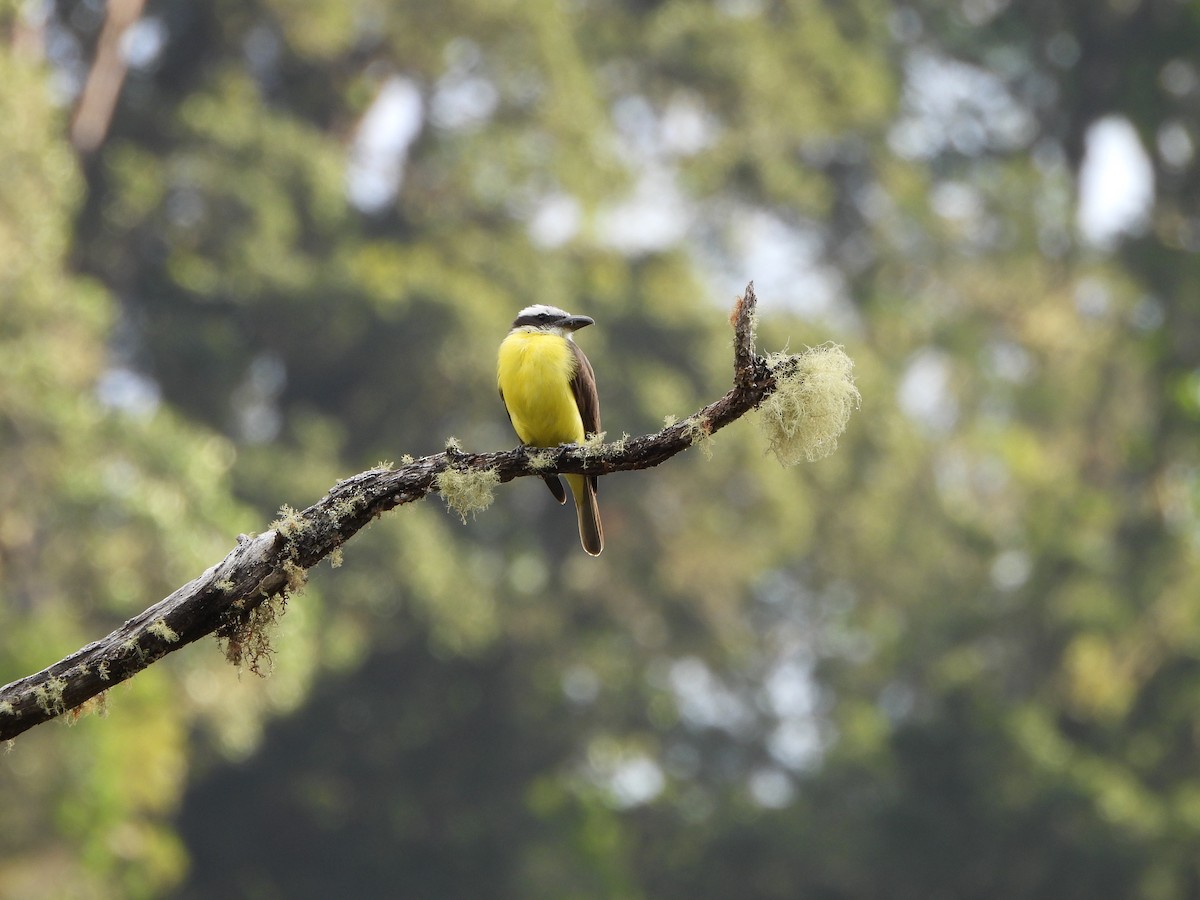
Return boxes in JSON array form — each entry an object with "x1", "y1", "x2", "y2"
[{"x1": 516, "y1": 304, "x2": 570, "y2": 318}]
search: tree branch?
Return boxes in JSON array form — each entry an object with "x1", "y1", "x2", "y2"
[
  {"x1": 0, "y1": 283, "x2": 827, "y2": 741},
  {"x1": 70, "y1": 0, "x2": 147, "y2": 154}
]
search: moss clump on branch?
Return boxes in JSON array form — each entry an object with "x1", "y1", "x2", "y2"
[
  {"x1": 33, "y1": 676, "x2": 68, "y2": 717},
  {"x1": 216, "y1": 552, "x2": 304, "y2": 675},
  {"x1": 760, "y1": 344, "x2": 860, "y2": 465},
  {"x1": 218, "y1": 593, "x2": 287, "y2": 676},
  {"x1": 283, "y1": 559, "x2": 308, "y2": 593},
  {"x1": 147, "y1": 619, "x2": 180, "y2": 643},
  {"x1": 600, "y1": 433, "x2": 630, "y2": 457},
  {"x1": 272, "y1": 504, "x2": 306, "y2": 537},
  {"x1": 526, "y1": 448, "x2": 557, "y2": 471},
  {"x1": 120, "y1": 637, "x2": 145, "y2": 662},
  {"x1": 435, "y1": 465, "x2": 500, "y2": 523},
  {"x1": 682, "y1": 415, "x2": 715, "y2": 459},
  {"x1": 329, "y1": 491, "x2": 367, "y2": 521}
]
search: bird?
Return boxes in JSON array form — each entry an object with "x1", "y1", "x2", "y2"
[{"x1": 498, "y1": 304, "x2": 604, "y2": 556}]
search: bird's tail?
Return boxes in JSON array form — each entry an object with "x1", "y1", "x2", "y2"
[{"x1": 567, "y1": 474, "x2": 603, "y2": 556}]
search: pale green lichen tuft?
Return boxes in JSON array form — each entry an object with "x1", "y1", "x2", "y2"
[
  {"x1": 603, "y1": 433, "x2": 630, "y2": 457},
  {"x1": 682, "y1": 415, "x2": 715, "y2": 459},
  {"x1": 272, "y1": 504, "x2": 306, "y2": 537},
  {"x1": 0, "y1": 701, "x2": 13, "y2": 716},
  {"x1": 330, "y1": 547, "x2": 344, "y2": 568},
  {"x1": 34, "y1": 676, "x2": 68, "y2": 716},
  {"x1": 527, "y1": 448, "x2": 557, "y2": 471},
  {"x1": 759, "y1": 343, "x2": 860, "y2": 465},
  {"x1": 663, "y1": 413, "x2": 678, "y2": 428},
  {"x1": 436, "y1": 466, "x2": 500, "y2": 523},
  {"x1": 444, "y1": 436, "x2": 462, "y2": 452},
  {"x1": 283, "y1": 559, "x2": 309, "y2": 592},
  {"x1": 400, "y1": 454, "x2": 415, "y2": 464},
  {"x1": 98, "y1": 661, "x2": 110, "y2": 681},
  {"x1": 120, "y1": 637, "x2": 145, "y2": 662},
  {"x1": 148, "y1": 619, "x2": 180, "y2": 643},
  {"x1": 330, "y1": 490, "x2": 366, "y2": 519}
]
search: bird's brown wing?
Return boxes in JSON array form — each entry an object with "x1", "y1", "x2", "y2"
[{"x1": 569, "y1": 341, "x2": 602, "y2": 496}]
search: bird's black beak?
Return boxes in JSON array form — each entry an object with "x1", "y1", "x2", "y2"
[{"x1": 561, "y1": 315, "x2": 594, "y2": 331}]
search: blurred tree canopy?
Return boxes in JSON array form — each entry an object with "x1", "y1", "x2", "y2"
[{"x1": 3, "y1": 0, "x2": 1200, "y2": 897}]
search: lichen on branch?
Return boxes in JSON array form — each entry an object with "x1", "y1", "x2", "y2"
[
  {"x1": 436, "y1": 464, "x2": 501, "y2": 522},
  {"x1": 759, "y1": 344, "x2": 861, "y2": 465}
]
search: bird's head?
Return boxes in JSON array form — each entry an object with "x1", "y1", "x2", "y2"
[{"x1": 511, "y1": 304, "x2": 594, "y2": 338}]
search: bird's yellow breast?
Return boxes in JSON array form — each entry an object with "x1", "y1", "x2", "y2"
[{"x1": 498, "y1": 330, "x2": 585, "y2": 447}]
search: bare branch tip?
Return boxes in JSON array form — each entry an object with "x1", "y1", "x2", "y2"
[
  {"x1": 729, "y1": 282, "x2": 755, "y2": 326},
  {"x1": 731, "y1": 281, "x2": 759, "y2": 383}
]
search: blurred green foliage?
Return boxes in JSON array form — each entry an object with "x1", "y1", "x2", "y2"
[{"x1": 3, "y1": 0, "x2": 1200, "y2": 897}]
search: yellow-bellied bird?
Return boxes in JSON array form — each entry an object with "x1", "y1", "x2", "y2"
[{"x1": 498, "y1": 305, "x2": 604, "y2": 556}]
